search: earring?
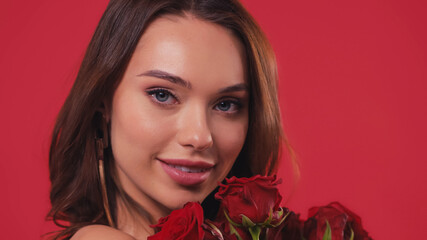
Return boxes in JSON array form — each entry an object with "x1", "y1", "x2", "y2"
[{"x1": 96, "y1": 116, "x2": 114, "y2": 227}]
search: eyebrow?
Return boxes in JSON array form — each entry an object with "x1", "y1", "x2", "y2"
[
  {"x1": 137, "y1": 69, "x2": 247, "y2": 93},
  {"x1": 218, "y1": 83, "x2": 248, "y2": 94},
  {"x1": 137, "y1": 69, "x2": 192, "y2": 89}
]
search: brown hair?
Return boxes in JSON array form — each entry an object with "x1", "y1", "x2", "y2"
[{"x1": 47, "y1": 0, "x2": 288, "y2": 239}]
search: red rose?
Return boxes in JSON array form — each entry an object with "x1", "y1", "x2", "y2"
[
  {"x1": 148, "y1": 202, "x2": 205, "y2": 240},
  {"x1": 203, "y1": 219, "x2": 240, "y2": 240},
  {"x1": 215, "y1": 175, "x2": 283, "y2": 225},
  {"x1": 266, "y1": 210, "x2": 303, "y2": 240},
  {"x1": 303, "y1": 202, "x2": 372, "y2": 240}
]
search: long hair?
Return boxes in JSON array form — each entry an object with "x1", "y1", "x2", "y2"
[{"x1": 47, "y1": 0, "x2": 288, "y2": 239}]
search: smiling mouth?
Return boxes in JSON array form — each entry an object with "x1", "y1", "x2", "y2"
[
  {"x1": 157, "y1": 158, "x2": 214, "y2": 186},
  {"x1": 167, "y1": 164, "x2": 211, "y2": 173}
]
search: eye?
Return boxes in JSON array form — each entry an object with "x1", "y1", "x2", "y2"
[
  {"x1": 146, "y1": 88, "x2": 178, "y2": 105},
  {"x1": 214, "y1": 99, "x2": 241, "y2": 113}
]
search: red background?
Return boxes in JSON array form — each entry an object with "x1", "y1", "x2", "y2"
[{"x1": 1, "y1": 0, "x2": 426, "y2": 239}]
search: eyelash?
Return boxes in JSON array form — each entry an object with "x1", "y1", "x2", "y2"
[
  {"x1": 145, "y1": 88, "x2": 243, "y2": 114},
  {"x1": 146, "y1": 88, "x2": 179, "y2": 105},
  {"x1": 214, "y1": 99, "x2": 242, "y2": 114}
]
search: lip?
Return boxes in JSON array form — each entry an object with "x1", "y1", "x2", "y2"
[{"x1": 158, "y1": 158, "x2": 214, "y2": 186}]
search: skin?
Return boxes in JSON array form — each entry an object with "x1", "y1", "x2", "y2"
[{"x1": 73, "y1": 14, "x2": 249, "y2": 240}]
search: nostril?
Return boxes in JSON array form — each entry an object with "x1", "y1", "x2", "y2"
[{"x1": 177, "y1": 124, "x2": 213, "y2": 151}]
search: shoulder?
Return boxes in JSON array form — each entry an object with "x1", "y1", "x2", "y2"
[{"x1": 71, "y1": 225, "x2": 136, "y2": 240}]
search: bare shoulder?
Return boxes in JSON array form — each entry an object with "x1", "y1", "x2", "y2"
[{"x1": 71, "y1": 225, "x2": 136, "y2": 240}]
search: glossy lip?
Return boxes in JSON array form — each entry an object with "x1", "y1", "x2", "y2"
[{"x1": 158, "y1": 158, "x2": 214, "y2": 186}]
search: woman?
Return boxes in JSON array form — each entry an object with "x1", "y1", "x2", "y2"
[{"x1": 47, "y1": 0, "x2": 286, "y2": 239}]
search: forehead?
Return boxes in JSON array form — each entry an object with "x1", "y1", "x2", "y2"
[{"x1": 127, "y1": 14, "x2": 247, "y2": 88}]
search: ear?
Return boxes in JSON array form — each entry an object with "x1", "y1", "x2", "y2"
[
  {"x1": 96, "y1": 100, "x2": 110, "y2": 148},
  {"x1": 97, "y1": 100, "x2": 111, "y2": 123}
]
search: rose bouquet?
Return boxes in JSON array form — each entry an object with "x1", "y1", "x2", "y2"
[{"x1": 148, "y1": 175, "x2": 372, "y2": 240}]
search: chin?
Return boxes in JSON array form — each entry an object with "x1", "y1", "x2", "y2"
[{"x1": 165, "y1": 189, "x2": 209, "y2": 210}]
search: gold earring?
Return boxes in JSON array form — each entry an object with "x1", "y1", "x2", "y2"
[{"x1": 96, "y1": 116, "x2": 114, "y2": 227}]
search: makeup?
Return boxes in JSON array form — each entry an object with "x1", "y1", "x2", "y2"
[{"x1": 158, "y1": 158, "x2": 214, "y2": 186}]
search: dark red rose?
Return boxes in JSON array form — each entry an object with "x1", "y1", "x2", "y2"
[
  {"x1": 148, "y1": 202, "x2": 205, "y2": 240},
  {"x1": 202, "y1": 219, "x2": 240, "y2": 240},
  {"x1": 266, "y1": 209, "x2": 303, "y2": 240},
  {"x1": 303, "y1": 202, "x2": 372, "y2": 240},
  {"x1": 209, "y1": 214, "x2": 253, "y2": 240},
  {"x1": 215, "y1": 175, "x2": 283, "y2": 225}
]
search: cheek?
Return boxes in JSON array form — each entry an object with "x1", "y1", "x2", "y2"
[
  {"x1": 109, "y1": 92, "x2": 174, "y2": 166},
  {"x1": 211, "y1": 116, "x2": 248, "y2": 167}
]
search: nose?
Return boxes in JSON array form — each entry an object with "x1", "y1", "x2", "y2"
[{"x1": 177, "y1": 104, "x2": 213, "y2": 151}]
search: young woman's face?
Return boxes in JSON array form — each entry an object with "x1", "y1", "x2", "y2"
[{"x1": 109, "y1": 15, "x2": 248, "y2": 217}]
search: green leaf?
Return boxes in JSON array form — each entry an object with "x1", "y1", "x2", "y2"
[
  {"x1": 270, "y1": 209, "x2": 290, "y2": 228},
  {"x1": 276, "y1": 207, "x2": 284, "y2": 218},
  {"x1": 322, "y1": 221, "x2": 332, "y2": 240},
  {"x1": 228, "y1": 223, "x2": 243, "y2": 240},
  {"x1": 224, "y1": 210, "x2": 242, "y2": 227},
  {"x1": 205, "y1": 221, "x2": 224, "y2": 240},
  {"x1": 264, "y1": 208, "x2": 274, "y2": 225},
  {"x1": 350, "y1": 228, "x2": 354, "y2": 240},
  {"x1": 248, "y1": 226, "x2": 261, "y2": 240},
  {"x1": 241, "y1": 214, "x2": 256, "y2": 228}
]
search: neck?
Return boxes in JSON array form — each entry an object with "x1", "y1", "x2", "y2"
[
  {"x1": 116, "y1": 197, "x2": 153, "y2": 239},
  {"x1": 115, "y1": 193, "x2": 171, "y2": 239},
  {"x1": 113, "y1": 167, "x2": 173, "y2": 238}
]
